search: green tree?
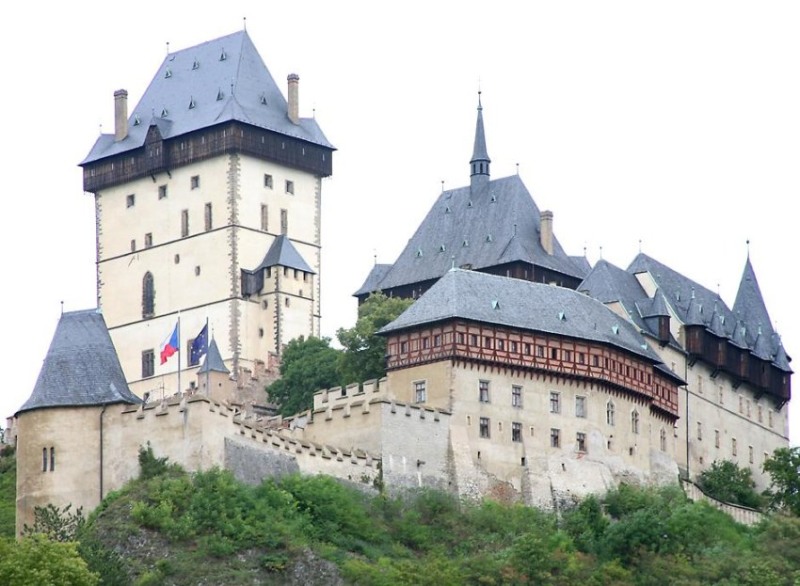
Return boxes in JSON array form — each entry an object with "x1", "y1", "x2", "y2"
[
  {"x1": 336, "y1": 292, "x2": 413, "y2": 384},
  {"x1": 0, "y1": 448, "x2": 15, "y2": 538},
  {"x1": 0, "y1": 534, "x2": 99, "y2": 585},
  {"x1": 696, "y1": 459, "x2": 763, "y2": 509},
  {"x1": 22, "y1": 503, "x2": 85, "y2": 542},
  {"x1": 266, "y1": 336, "x2": 343, "y2": 416},
  {"x1": 763, "y1": 446, "x2": 800, "y2": 516}
]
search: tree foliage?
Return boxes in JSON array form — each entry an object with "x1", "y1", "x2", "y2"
[
  {"x1": 266, "y1": 336, "x2": 343, "y2": 416},
  {"x1": 0, "y1": 534, "x2": 98, "y2": 585},
  {"x1": 336, "y1": 292, "x2": 413, "y2": 385},
  {"x1": 0, "y1": 449, "x2": 15, "y2": 538},
  {"x1": 696, "y1": 459, "x2": 764, "y2": 509},
  {"x1": 22, "y1": 503, "x2": 86, "y2": 542},
  {"x1": 763, "y1": 446, "x2": 800, "y2": 516}
]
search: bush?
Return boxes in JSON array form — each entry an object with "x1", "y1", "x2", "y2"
[{"x1": 697, "y1": 460, "x2": 764, "y2": 509}]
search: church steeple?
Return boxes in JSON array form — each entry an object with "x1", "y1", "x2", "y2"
[{"x1": 470, "y1": 91, "x2": 491, "y2": 190}]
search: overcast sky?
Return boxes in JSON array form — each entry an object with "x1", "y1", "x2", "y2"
[{"x1": 2, "y1": 1, "x2": 798, "y2": 443}]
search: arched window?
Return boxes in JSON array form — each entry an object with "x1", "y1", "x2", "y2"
[
  {"x1": 606, "y1": 401, "x2": 615, "y2": 426},
  {"x1": 142, "y1": 272, "x2": 155, "y2": 318},
  {"x1": 631, "y1": 410, "x2": 640, "y2": 434}
]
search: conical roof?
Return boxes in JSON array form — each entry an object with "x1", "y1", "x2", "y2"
[
  {"x1": 197, "y1": 339, "x2": 230, "y2": 374},
  {"x1": 17, "y1": 309, "x2": 140, "y2": 414}
]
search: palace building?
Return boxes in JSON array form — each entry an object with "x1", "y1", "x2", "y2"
[{"x1": 11, "y1": 30, "x2": 791, "y2": 533}]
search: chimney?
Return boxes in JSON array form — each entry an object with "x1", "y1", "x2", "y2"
[
  {"x1": 114, "y1": 89, "x2": 128, "y2": 142},
  {"x1": 540, "y1": 210, "x2": 554, "y2": 255},
  {"x1": 287, "y1": 73, "x2": 300, "y2": 124}
]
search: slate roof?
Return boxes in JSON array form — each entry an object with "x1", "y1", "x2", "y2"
[
  {"x1": 17, "y1": 309, "x2": 141, "y2": 415},
  {"x1": 255, "y1": 234, "x2": 314, "y2": 274},
  {"x1": 354, "y1": 264, "x2": 393, "y2": 296},
  {"x1": 380, "y1": 269, "x2": 666, "y2": 365},
  {"x1": 627, "y1": 253, "x2": 790, "y2": 372},
  {"x1": 198, "y1": 339, "x2": 230, "y2": 374},
  {"x1": 83, "y1": 30, "x2": 333, "y2": 165},
  {"x1": 578, "y1": 259, "x2": 679, "y2": 347},
  {"x1": 367, "y1": 174, "x2": 587, "y2": 293}
]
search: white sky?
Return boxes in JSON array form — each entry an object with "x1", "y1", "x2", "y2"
[{"x1": 2, "y1": 1, "x2": 798, "y2": 444}]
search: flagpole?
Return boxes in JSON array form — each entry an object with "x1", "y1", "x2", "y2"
[
  {"x1": 205, "y1": 317, "x2": 210, "y2": 396},
  {"x1": 177, "y1": 314, "x2": 182, "y2": 397}
]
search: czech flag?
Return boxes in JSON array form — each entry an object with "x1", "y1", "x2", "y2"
[{"x1": 160, "y1": 321, "x2": 179, "y2": 364}]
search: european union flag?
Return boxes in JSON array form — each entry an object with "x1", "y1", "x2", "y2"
[{"x1": 189, "y1": 323, "x2": 208, "y2": 366}]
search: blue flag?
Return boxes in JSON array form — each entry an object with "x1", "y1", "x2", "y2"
[{"x1": 189, "y1": 323, "x2": 208, "y2": 366}]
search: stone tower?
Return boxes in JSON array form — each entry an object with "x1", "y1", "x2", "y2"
[{"x1": 80, "y1": 31, "x2": 334, "y2": 400}]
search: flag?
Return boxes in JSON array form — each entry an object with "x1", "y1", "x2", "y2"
[
  {"x1": 189, "y1": 322, "x2": 208, "y2": 366},
  {"x1": 160, "y1": 321, "x2": 179, "y2": 364}
]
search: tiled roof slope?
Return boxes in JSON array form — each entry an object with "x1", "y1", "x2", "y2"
[
  {"x1": 83, "y1": 30, "x2": 333, "y2": 164},
  {"x1": 579, "y1": 259, "x2": 678, "y2": 348},
  {"x1": 17, "y1": 309, "x2": 140, "y2": 414},
  {"x1": 380, "y1": 268, "x2": 666, "y2": 365},
  {"x1": 628, "y1": 253, "x2": 790, "y2": 372},
  {"x1": 354, "y1": 264, "x2": 393, "y2": 296},
  {"x1": 198, "y1": 339, "x2": 230, "y2": 374},
  {"x1": 370, "y1": 175, "x2": 587, "y2": 292},
  {"x1": 255, "y1": 235, "x2": 314, "y2": 274}
]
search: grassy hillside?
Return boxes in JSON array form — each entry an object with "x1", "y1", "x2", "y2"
[
  {"x1": 69, "y1": 450, "x2": 800, "y2": 585},
  {"x1": 0, "y1": 447, "x2": 15, "y2": 538}
]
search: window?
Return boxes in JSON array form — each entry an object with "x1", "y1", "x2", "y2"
[
  {"x1": 280, "y1": 209, "x2": 288, "y2": 234},
  {"x1": 715, "y1": 429, "x2": 720, "y2": 448},
  {"x1": 483, "y1": 336, "x2": 492, "y2": 349},
  {"x1": 510, "y1": 341, "x2": 518, "y2": 353},
  {"x1": 42, "y1": 448, "x2": 47, "y2": 472},
  {"x1": 718, "y1": 386, "x2": 724, "y2": 405},
  {"x1": 49, "y1": 447, "x2": 55, "y2": 472},
  {"x1": 697, "y1": 375, "x2": 703, "y2": 394},
  {"x1": 479, "y1": 380, "x2": 490, "y2": 403},
  {"x1": 769, "y1": 410, "x2": 774, "y2": 428},
  {"x1": 434, "y1": 334, "x2": 441, "y2": 347},
  {"x1": 181, "y1": 209, "x2": 189, "y2": 237},
  {"x1": 130, "y1": 239, "x2": 136, "y2": 252},
  {"x1": 631, "y1": 410, "x2": 640, "y2": 434},
  {"x1": 479, "y1": 417, "x2": 490, "y2": 438},
  {"x1": 264, "y1": 174, "x2": 273, "y2": 189},
  {"x1": 697, "y1": 421, "x2": 702, "y2": 440},
  {"x1": 126, "y1": 193, "x2": 135, "y2": 208},
  {"x1": 549, "y1": 391, "x2": 560, "y2": 414},
  {"x1": 749, "y1": 445, "x2": 754, "y2": 464},
  {"x1": 550, "y1": 428, "x2": 561, "y2": 448},
  {"x1": 204, "y1": 203, "x2": 213, "y2": 231},
  {"x1": 285, "y1": 179, "x2": 294, "y2": 194},
  {"x1": 660, "y1": 428, "x2": 667, "y2": 451},
  {"x1": 739, "y1": 395, "x2": 744, "y2": 414},
  {"x1": 414, "y1": 381, "x2": 426, "y2": 404},
  {"x1": 606, "y1": 401, "x2": 615, "y2": 426},
  {"x1": 497, "y1": 339, "x2": 505, "y2": 351},
  {"x1": 190, "y1": 175, "x2": 200, "y2": 189},
  {"x1": 261, "y1": 204, "x2": 269, "y2": 231},
  {"x1": 158, "y1": 184, "x2": 168, "y2": 199},
  {"x1": 732, "y1": 438, "x2": 737, "y2": 457},
  {"x1": 512, "y1": 422, "x2": 522, "y2": 442},
  {"x1": 536, "y1": 345, "x2": 544, "y2": 358},
  {"x1": 142, "y1": 349, "x2": 155, "y2": 378},
  {"x1": 592, "y1": 354, "x2": 600, "y2": 367},
  {"x1": 400, "y1": 341, "x2": 407, "y2": 353},
  {"x1": 142, "y1": 272, "x2": 155, "y2": 318},
  {"x1": 511, "y1": 385, "x2": 522, "y2": 408},
  {"x1": 195, "y1": 266, "x2": 201, "y2": 276},
  {"x1": 746, "y1": 400, "x2": 751, "y2": 418},
  {"x1": 470, "y1": 334, "x2": 478, "y2": 346},
  {"x1": 144, "y1": 233, "x2": 153, "y2": 248},
  {"x1": 758, "y1": 405, "x2": 763, "y2": 423},
  {"x1": 576, "y1": 432, "x2": 587, "y2": 453},
  {"x1": 575, "y1": 396, "x2": 587, "y2": 418}
]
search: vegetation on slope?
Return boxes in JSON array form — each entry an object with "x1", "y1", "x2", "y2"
[
  {"x1": 69, "y1": 448, "x2": 800, "y2": 585},
  {"x1": 0, "y1": 446, "x2": 16, "y2": 538}
]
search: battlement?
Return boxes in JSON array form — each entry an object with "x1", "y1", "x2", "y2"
[{"x1": 312, "y1": 378, "x2": 390, "y2": 411}]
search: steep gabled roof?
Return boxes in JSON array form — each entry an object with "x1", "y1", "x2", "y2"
[
  {"x1": 354, "y1": 263, "x2": 393, "y2": 296},
  {"x1": 255, "y1": 234, "x2": 314, "y2": 273},
  {"x1": 628, "y1": 253, "x2": 790, "y2": 372},
  {"x1": 578, "y1": 259, "x2": 676, "y2": 345},
  {"x1": 369, "y1": 175, "x2": 586, "y2": 292},
  {"x1": 17, "y1": 309, "x2": 140, "y2": 414},
  {"x1": 83, "y1": 30, "x2": 333, "y2": 165},
  {"x1": 380, "y1": 269, "x2": 665, "y2": 364},
  {"x1": 198, "y1": 339, "x2": 230, "y2": 375}
]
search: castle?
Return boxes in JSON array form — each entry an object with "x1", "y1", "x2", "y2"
[{"x1": 12, "y1": 31, "x2": 791, "y2": 534}]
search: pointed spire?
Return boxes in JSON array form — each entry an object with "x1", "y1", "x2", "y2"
[
  {"x1": 198, "y1": 338, "x2": 230, "y2": 374},
  {"x1": 733, "y1": 255, "x2": 775, "y2": 344},
  {"x1": 470, "y1": 91, "x2": 491, "y2": 190}
]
